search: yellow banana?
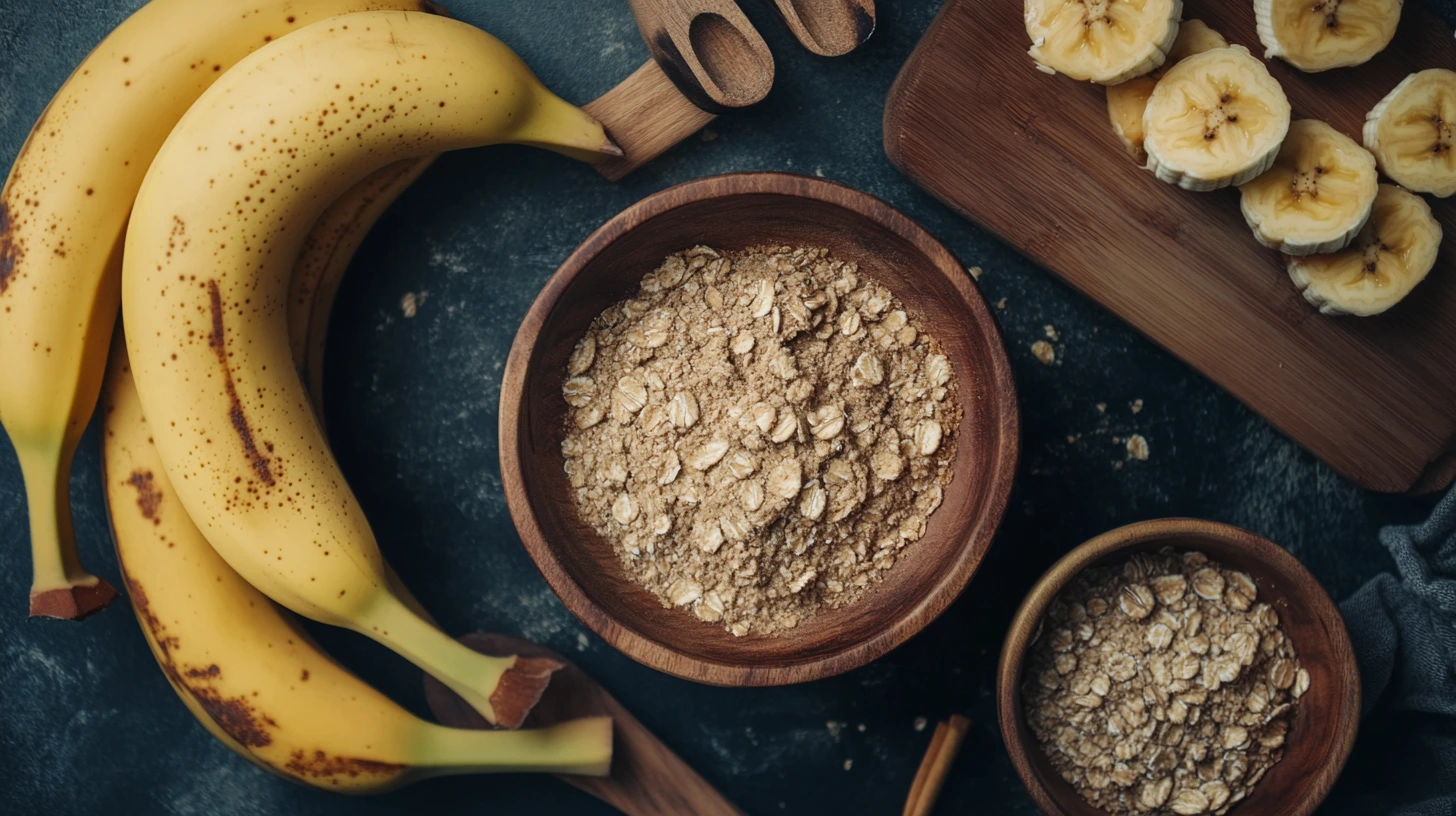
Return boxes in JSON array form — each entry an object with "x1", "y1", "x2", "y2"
[
  {"x1": 122, "y1": 10, "x2": 617, "y2": 728},
  {"x1": 287, "y1": 157, "x2": 437, "y2": 422},
  {"x1": 0, "y1": 0, "x2": 440, "y2": 620},
  {"x1": 102, "y1": 344, "x2": 612, "y2": 792}
]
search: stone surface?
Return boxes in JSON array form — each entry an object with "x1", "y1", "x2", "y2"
[{"x1": 0, "y1": 1, "x2": 1445, "y2": 813}]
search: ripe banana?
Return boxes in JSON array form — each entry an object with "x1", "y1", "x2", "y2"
[
  {"x1": 1106, "y1": 20, "x2": 1229, "y2": 164},
  {"x1": 1364, "y1": 69, "x2": 1456, "y2": 198},
  {"x1": 1287, "y1": 184, "x2": 1442, "y2": 316},
  {"x1": 1239, "y1": 119, "x2": 1378, "y2": 255},
  {"x1": 287, "y1": 157, "x2": 438, "y2": 421},
  {"x1": 121, "y1": 10, "x2": 617, "y2": 729},
  {"x1": 0, "y1": 0, "x2": 439, "y2": 620},
  {"x1": 102, "y1": 344, "x2": 612, "y2": 792},
  {"x1": 1255, "y1": 0, "x2": 1402, "y2": 73},
  {"x1": 1025, "y1": 0, "x2": 1182, "y2": 85},
  {"x1": 1143, "y1": 46, "x2": 1292, "y2": 192}
]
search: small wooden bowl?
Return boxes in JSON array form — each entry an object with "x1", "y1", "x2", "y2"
[
  {"x1": 997, "y1": 519, "x2": 1360, "y2": 816},
  {"x1": 500, "y1": 172, "x2": 1018, "y2": 686}
]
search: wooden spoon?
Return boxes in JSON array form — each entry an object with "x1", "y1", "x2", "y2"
[
  {"x1": 425, "y1": 633, "x2": 744, "y2": 816},
  {"x1": 763, "y1": 0, "x2": 876, "y2": 57},
  {"x1": 627, "y1": 0, "x2": 775, "y2": 113}
]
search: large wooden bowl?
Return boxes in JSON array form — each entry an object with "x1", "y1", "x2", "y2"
[
  {"x1": 997, "y1": 519, "x2": 1360, "y2": 816},
  {"x1": 500, "y1": 172, "x2": 1018, "y2": 686}
]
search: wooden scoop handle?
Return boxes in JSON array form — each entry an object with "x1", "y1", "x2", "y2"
[
  {"x1": 425, "y1": 633, "x2": 745, "y2": 816},
  {"x1": 762, "y1": 0, "x2": 876, "y2": 57},
  {"x1": 627, "y1": 0, "x2": 775, "y2": 113}
]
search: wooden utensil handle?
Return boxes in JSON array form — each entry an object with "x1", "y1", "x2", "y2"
[
  {"x1": 763, "y1": 0, "x2": 876, "y2": 57},
  {"x1": 586, "y1": 60, "x2": 716, "y2": 182},
  {"x1": 627, "y1": 0, "x2": 774, "y2": 112}
]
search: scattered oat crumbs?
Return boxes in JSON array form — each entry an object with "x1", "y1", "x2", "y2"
[
  {"x1": 1131, "y1": 399, "x2": 1145, "y2": 414},
  {"x1": 560, "y1": 246, "x2": 961, "y2": 637},
  {"x1": 1031, "y1": 340, "x2": 1056, "y2": 365},
  {"x1": 914, "y1": 717, "x2": 928, "y2": 732},
  {"x1": 1044, "y1": 324, "x2": 1060, "y2": 341},
  {"x1": 1127, "y1": 434, "x2": 1150, "y2": 461},
  {"x1": 1096, "y1": 402, "x2": 1107, "y2": 413},
  {"x1": 843, "y1": 759, "x2": 854, "y2": 771},
  {"x1": 969, "y1": 265, "x2": 983, "y2": 280},
  {"x1": 400, "y1": 291, "x2": 428, "y2": 319},
  {"x1": 996, "y1": 298, "x2": 1007, "y2": 309}
]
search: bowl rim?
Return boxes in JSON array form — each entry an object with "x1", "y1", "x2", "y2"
[
  {"x1": 499, "y1": 171, "x2": 1019, "y2": 686},
  {"x1": 995, "y1": 518, "x2": 1361, "y2": 816}
]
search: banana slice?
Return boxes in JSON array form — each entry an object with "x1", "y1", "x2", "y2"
[
  {"x1": 1107, "y1": 20, "x2": 1229, "y2": 163},
  {"x1": 1240, "y1": 120, "x2": 1378, "y2": 255},
  {"x1": 1143, "y1": 46, "x2": 1292, "y2": 191},
  {"x1": 1364, "y1": 69, "x2": 1456, "y2": 198},
  {"x1": 1287, "y1": 184, "x2": 1442, "y2": 316},
  {"x1": 1255, "y1": 0, "x2": 1402, "y2": 73},
  {"x1": 1026, "y1": 0, "x2": 1183, "y2": 85}
]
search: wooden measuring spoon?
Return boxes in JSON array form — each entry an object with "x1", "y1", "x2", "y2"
[
  {"x1": 763, "y1": 0, "x2": 876, "y2": 57},
  {"x1": 627, "y1": 0, "x2": 775, "y2": 113},
  {"x1": 424, "y1": 633, "x2": 744, "y2": 816}
]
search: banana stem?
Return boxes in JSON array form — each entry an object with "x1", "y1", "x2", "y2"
[
  {"x1": 414, "y1": 717, "x2": 613, "y2": 777},
  {"x1": 357, "y1": 595, "x2": 519, "y2": 724},
  {"x1": 16, "y1": 443, "x2": 116, "y2": 619}
]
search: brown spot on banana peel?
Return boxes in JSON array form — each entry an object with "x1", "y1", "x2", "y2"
[
  {"x1": 0, "y1": 200, "x2": 21, "y2": 295},
  {"x1": 285, "y1": 750, "x2": 404, "y2": 780},
  {"x1": 123, "y1": 574, "x2": 278, "y2": 747},
  {"x1": 207, "y1": 280, "x2": 275, "y2": 486},
  {"x1": 488, "y1": 655, "x2": 565, "y2": 730},
  {"x1": 126, "y1": 470, "x2": 163, "y2": 524},
  {"x1": 28, "y1": 582, "x2": 119, "y2": 620}
]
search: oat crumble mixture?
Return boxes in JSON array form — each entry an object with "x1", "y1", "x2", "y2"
[
  {"x1": 559, "y1": 245, "x2": 962, "y2": 636},
  {"x1": 1023, "y1": 549, "x2": 1308, "y2": 815}
]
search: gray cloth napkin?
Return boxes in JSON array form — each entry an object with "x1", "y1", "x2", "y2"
[{"x1": 1328, "y1": 488, "x2": 1456, "y2": 815}]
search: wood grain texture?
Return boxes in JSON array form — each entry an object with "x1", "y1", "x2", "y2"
[
  {"x1": 627, "y1": 0, "x2": 774, "y2": 113},
  {"x1": 883, "y1": 0, "x2": 1456, "y2": 494},
  {"x1": 587, "y1": 61, "x2": 716, "y2": 182},
  {"x1": 996, "y1": 519, "x2": 1361, "y2": 816},
  {"x1": 499, "y1": 172, "x2": 1019, "y2": 686},
  {"x1": 762, "y1": 0, "x2": 876, "y2": 57},
  {"x1": 424, "y1": 634, "x2": 744, "y2": 816}
]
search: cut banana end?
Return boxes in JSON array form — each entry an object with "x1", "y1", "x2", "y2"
[
  {"x1": 1255, "y1": 0, "x2": 1402, "y2": 73},
  {"x1": 1107, "y1": 20, "x2": 1229, "y2": 163},
  {"x1": 1365, "y1": 69, "x2": 1456, "y2": 198},
  {"x1": 1287, "y1": 184, "x2": 1442, "y2": 316},
  {"x1": 1026, "y1": 0, "x2": 1183, "y2": 85},
  {"x1": 1144, "y1": 46, "x2": 1292, "y2": 191},
  {"x1": 1240, "y1": 120, "x2": 1379, "y2": 255}
]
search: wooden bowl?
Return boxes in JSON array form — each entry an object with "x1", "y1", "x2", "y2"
[
  {"x1": 997, "y1": 519, "x2": 1360, "y2": 816},
  {"x1": 500, "y1": 172, "x2": 1018, "y2": 686}
]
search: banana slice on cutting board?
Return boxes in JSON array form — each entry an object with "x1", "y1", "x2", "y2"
[
  {"x1": 1144, "y1": 46, "x2": 1292, "y2": 191},
  {"x1": 1240, "y1": 120, "x2": 1379, "y2": 255},
  {"x1": 1364, "y1": 69, "x2": 1456, "y2": 198},
  {"x1": 1107, "y1": 20, "x2": 1230, "y2": 163},
  {"x1": 1026, "y1": 0, "x2": 1183, "y2": 85},
  {"x1": 1255, "y1": 0, "x2": 1402, "y2": 73},
  {"x1": 1287, "y1": 184, "x2": 1442, "y2": 316}
]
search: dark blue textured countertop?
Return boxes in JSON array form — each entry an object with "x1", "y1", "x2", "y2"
[{"x1": 0, "y1": 1, "x2": 1448, "y2": 813}]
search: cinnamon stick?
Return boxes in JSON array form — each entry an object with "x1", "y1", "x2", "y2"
[{"x1": 902, "y1": 715, "x2": 971, "y2": 816}]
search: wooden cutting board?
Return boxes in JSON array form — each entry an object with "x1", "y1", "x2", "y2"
[{"x1": 884, "y1": 0, "x2": 1456, "y2": 494}]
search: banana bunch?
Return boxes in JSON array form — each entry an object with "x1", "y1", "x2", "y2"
[
  {"x1": 99, "y1": 164, "x2": 610, "y2": 790},
  {"x1": 1256, "y1": 0, "x2": 1402, "y2": 73},
  {"x1": 0, "y1": 0, "x2": 456, "y2": 619},
  {"x1": 3, "y1": 0, "x2": 622, "y2": 785}
]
